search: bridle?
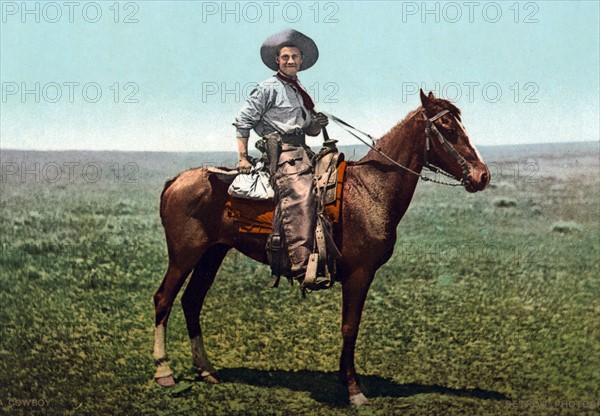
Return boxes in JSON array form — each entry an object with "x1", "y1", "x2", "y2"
[
  {"x1": 323, "y1": 109, "x2": 471, "y2": 187},
  {"x1": 422, "y1": 109, "x2": 470, "y2": 186}
]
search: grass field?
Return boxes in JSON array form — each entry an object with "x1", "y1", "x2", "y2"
[{"x1": 0, "y1": 142, "x2": 598, "y2": 415}]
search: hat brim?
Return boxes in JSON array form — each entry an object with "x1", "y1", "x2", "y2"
[{"x1": 260, "y1": 29, "x2": 318, "y2": 72}]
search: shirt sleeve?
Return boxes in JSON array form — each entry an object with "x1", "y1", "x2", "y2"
[{"x1": 233, "y1": 85, "x2": 270, "y2": 138}]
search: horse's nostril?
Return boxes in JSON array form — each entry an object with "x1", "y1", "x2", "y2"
[{"x1": 481, "y1": 171, "x2": 488, "y2": 183}]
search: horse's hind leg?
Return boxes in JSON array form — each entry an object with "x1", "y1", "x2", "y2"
[
  {"x1": 181, "y1": 244, "x2": 230, "y2": 384},
  {"x1": 153, "y1": 254, "x2": 202, "y2": 387}
]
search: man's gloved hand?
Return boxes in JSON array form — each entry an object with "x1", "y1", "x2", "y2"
[
  {"x1": 237, "y1": 158, "x2": 253, "y2": 174},
  {"x1": 304, "y1": 112, "x2": 329, "y2": 136},
  {"x1": 315, "y1": 112, "x2": 329, "y2": 127}
]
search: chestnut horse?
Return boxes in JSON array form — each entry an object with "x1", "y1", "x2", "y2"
[{"x1": 153, "y1": 91, "x2": 490, "y2": 405}]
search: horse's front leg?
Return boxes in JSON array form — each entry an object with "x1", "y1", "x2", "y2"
[{"x1": 340, "y1": 268, "x2": 375, "y2": 405}]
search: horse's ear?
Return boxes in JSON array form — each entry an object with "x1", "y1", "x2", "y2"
[
  {"x1": 428, "y1": 91, "x2": 435, "y2": 99},
  {"x1": 420, "y1": 89, "x2": 431, "y2": 107}
]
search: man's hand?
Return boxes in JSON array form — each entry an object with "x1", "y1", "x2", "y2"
[
  {"x1": 237, "y1": 158, "x2": 253, "y2": 174},
  {"x1": 315, "y1": 112, "x2": 329, "y2": 127},
  {"x1": 236, "y1": 136, "x2": 252, "y2": 174},
  {"x1": 304, "y1": 112, "x2": 329, "y2": 136}
]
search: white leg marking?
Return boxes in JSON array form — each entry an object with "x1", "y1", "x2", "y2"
[
  {"x1": 153, "y1": 324, "x2": 167, "y2": 361},
  {"x1": 153, "y1": 324, "x2": 173, "y2": 379}
]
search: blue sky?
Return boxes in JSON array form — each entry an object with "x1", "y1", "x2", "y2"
[{"x1": 1, "y1": 0, "x2": 599, "y2": 151}]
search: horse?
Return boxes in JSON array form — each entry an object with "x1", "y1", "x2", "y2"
[{"x1": 152, "y1": 90, "x2": 490, "y2": 405}]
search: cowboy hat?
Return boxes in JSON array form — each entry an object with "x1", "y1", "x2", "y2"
[{"x1": 260, "y1": 29, "x2": 319, "y2": 71}]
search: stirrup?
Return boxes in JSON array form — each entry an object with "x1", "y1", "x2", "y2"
[
  {"x1": 301, "y1": 253, "x2": 333, "y2": 291},
  {"x1": 302, "y1": 275, "x2": 332, "y2": 291}
]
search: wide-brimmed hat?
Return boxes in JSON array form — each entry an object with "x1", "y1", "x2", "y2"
[{"x1": 260, "y1": 29, "x2": 319, "y2": 71}]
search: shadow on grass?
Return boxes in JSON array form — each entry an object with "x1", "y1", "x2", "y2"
[{"x1": 216, "y1": 368, "x2": 509, "y2": 406}]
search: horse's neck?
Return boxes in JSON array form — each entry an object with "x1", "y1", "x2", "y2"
[
  {"x1": 367, "y1": 110, "x2": 424, "y2": 165},
  {"x1": 353, "y1": 109, "x2": 426, "y2": 222}
]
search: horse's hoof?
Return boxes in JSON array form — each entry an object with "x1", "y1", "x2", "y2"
[
  {"x1": 349, "y1": 393, "x2": 370, "y2": 405},
  {"x1": 201, "y1": 371, "x2": 220, "y2": 384},
  {"x1": 155, "y1": 374, "x2": 176, "y2": 387}
]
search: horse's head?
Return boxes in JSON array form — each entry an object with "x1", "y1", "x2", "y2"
[{"x1": 419, "y1": 90, "x2": 490, "y2": 192}]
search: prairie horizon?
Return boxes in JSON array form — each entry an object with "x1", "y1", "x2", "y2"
[
  {"x1": 2, "y1": 139, "x2": 598, "y2": 155},
  {"x1": 2, "y1": 140, "x2": 597, "y2": 197}
]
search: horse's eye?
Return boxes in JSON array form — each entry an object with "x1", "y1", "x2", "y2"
[
  {"x1": 446, "y1": 129, "x2": 458, "y2": 143},
  {"x1": 440, "y1": 115, "x2": 453, "y2": 128},
  {"x1": 435, "y1": 117, "x2": 456, "y2": 141},
  {"x1": 440, "y1": 121, "x2": 458, "y2": 143}
]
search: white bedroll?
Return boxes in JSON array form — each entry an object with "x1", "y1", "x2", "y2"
[
  {"x1": 208, "y1": 161, "x2": 275, "y2": 201},
  {"x1": 227, "y1": 161, "x2": 275, "y2": 201}
]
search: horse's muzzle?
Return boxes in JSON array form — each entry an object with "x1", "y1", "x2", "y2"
[{"x1": 465, "y1": 164, "x2": 490, "y2": 193}]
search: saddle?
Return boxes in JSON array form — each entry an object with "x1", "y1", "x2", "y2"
[
  {"x1": 223, "y1": 142, "x2": 347, "y2": 289},
  {"x1": 224, "y1": 158, "x2": 346, "y2": 232}
]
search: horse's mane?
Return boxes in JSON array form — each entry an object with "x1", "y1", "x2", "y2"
[
  {"x1": 381, "y1": 97, "x2": 462, "y2": 139},
  {"x1": 349, "y1": 97, "x2": 462, "y2": 168},
  {"x1": 380, "y1": 107, "x2": 423, "y2": 140}
]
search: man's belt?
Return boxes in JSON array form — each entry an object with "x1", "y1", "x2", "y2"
[{"x1": 280, "y1": 129, "x2": 306, "y2": 146}]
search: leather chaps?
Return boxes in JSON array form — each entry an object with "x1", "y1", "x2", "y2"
[{"x1": 265, "y1": 140, "x2": 316, "y2": 282}]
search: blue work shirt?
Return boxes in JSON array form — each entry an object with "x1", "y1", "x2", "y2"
[{"x1": 233, "y1": 75, "x2": 316, "y2": 138}]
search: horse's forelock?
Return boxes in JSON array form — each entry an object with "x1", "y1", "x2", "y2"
[{"x1": 431, "y1": 97, "x2": 462, "y2": 121}]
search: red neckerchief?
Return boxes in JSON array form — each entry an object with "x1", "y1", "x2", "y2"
[{"x1": 276, "y1": 71, "x2": 315, "y2": 111}]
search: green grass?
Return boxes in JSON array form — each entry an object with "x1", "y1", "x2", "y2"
[{"x1": 0, "y1": 145, "x2": 598, "y2": 415}]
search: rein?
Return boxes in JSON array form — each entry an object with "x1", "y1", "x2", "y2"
[{"x1": 323, "y1": 110, "x2": 469, "y2": 187}]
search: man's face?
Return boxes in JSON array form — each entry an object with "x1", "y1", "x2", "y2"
[{"x1": 276, "y1": 46, "x2": 303, "y2": 77}]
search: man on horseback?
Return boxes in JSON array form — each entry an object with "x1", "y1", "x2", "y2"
[{"x1": 233, "y1": 29, "x2": 329, "y2": 290}]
